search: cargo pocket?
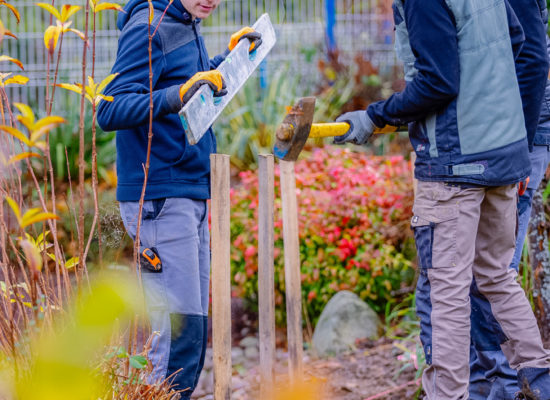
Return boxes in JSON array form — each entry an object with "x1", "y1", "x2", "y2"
[
  {"x1": 411, "y1": 205, "x2": 458, "y2": 366},
  {"x1": 411, "y1": 205, "x2": 458, "y2": 269}
]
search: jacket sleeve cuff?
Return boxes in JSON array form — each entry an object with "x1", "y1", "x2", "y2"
[
  {"x1": 367, "y1": 104, "x2": 387, "y2": 128},
  {"x1": 165, "y1": 85, "x2": 183, "y2": 113}
]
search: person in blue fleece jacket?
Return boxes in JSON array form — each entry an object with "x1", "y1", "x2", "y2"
[
  {"x1": 96, "y1": 0, "x2": 260, "y2": 396},
  {"x1": 469, "y1": 1, "x2": 550, "y2": 399},
  {"x1": 334, "y1": 0, "x2": 550, "y2": 399}
]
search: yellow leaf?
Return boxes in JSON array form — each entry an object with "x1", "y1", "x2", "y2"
[
  {"x1": 0, "y1": 126, "x2": 32, "y2": 146},
  {"x1": 33, "y1": 115, "x2": 65, "y2": 132},
  {"x1": 148, "y1": 1, "x2": 154, "y2": 24},
  {"x1": 0, "y1": 55, "x2": 23, "y2": 70},
  {"x1": 84, "y1": 84, "x2": 95, "y2": 99},
  {"x1": 33, "y1": 140, "x2": 47, "y2": 151},
  {"x1": 36, "y1": 230, "x2": 50, "y2": 245},
  {"x1": 30, "y1": 124, "x2": 57, "y2": 143},
  {"x1": 20, "y1": 211, "x2": 59, "y2": 229},
  {"x1": 58, "y1": 20, "x2": 73, "y2": 31},
  {"x1": 4, "y1": 3, "x2": 20, "y2": 23},
  {"x1": 56, "y1": 83, "x2": 82, "y2": 95},
  {"x1": 87, "y1": 76, "x2": 96, "y2": 93},
  {"x1": 4, "y1": 75, "x2": 28, "y2": 86},
  {"x1": 96, "y1": 94, "x2": 114, "y2": 105},
  {"x1": 94, "y1": 2, "x2": 123, "y2": 13},
  {"x1": 65, "y1": 257, "x2": 79, "y2": 269},
  {"x1": 5, "y1": 196, "x2": 21, "y2": 222},
  {"x1": 60, "y1": 5, "x2": 80, "y2": 22},
  {"x1": 47, "y1": 253, "x2": 56, "y2": 261},
  {"x1": 43, "y1": 25, "x2": 61, "y2": 52},
  {"x1": 97, "y1": 73, "x2": 118, "y2": 95},
  {"x1": 0, "y1": 19, "x2": 5, "y2": 47},
  {"x1": 68, "y1": 28, "x2": 85, "y2": 41},
  {"x1": 36, "y1": 3, "x2": 61, "y2": 21},
  {"x1": 8, "y1": 152, "x2": 41, "y2": 165},
  {"x1": 13, "y1": 103, "x2": 35, "y2": 129}
]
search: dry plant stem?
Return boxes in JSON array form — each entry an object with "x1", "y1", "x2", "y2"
[
  {"x1": 24, "y1": 157, "x2": 71, "y2": 301},
  {"x1": 1, "y1": 89, "x2": 15, "y2": 125},
  {"x1": 77, "y1": 0, "x2": 91, "y2": 281},
  {"x1": 0, "y1": 262, "x2": 19, "y2": 375},
  {"x1": 44, "y1": 37, "x2": 64, "y2": 280},
  {"x1": 45, "y1": 0, "x2": 55, "y2": 115},
  {"x1": 47, "y1": 33, "x2": 64, "y2": 115},
  {"x1": 83, "y1": 107, "x2": 102, "y2": 265},
  {"x1": 0, "y1": 95, "x2": 5, "y2": 124}
]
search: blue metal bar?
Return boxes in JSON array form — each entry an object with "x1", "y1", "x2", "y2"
[{"x1": 325, "y1": 0, "x2": 337, "y2": 52}]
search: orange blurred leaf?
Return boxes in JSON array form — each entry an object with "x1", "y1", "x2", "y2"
[
  {"x1": 20, "y1": 239, "x2": 43, "y2": 271},
  {"x1": 0, "y1": 55, "x2": 23, "y2": 70},
  {"x1": 1, "y1": 1, "x2": 20, "y2": 23},
  {"x1": 8, "y1": 152, "x2": 41, "y2": 165}
]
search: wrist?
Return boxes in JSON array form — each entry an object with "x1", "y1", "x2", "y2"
[{"x1": 166, "y1": 85, "x2": 183, "y2": 112}]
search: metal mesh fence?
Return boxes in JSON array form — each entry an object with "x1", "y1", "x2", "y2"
[{"x1": 3, "y1": 0, "x2": 397, "y2": 113}]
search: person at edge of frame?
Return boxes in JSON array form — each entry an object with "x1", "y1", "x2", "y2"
[
  {"x1": 96, "y1": 0, "x2": 261, "y2": 397},
  {"x1": 333, "y1": 0, "x2": 550, "y2": 399},
  {"x1": 469, "y1": 0, "x2": 550, "y2": 399}
]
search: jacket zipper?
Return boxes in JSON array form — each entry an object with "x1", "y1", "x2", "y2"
[{"x1": 192, "y1": 21, "x2": 206, "y2": 70}]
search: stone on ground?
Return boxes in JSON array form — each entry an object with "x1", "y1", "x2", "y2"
[{"x1": 312, "y1": 290, "x2": 381, "y2": 357}]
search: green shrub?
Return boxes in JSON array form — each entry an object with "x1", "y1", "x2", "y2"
[{"x1": 229, "y1": 146, "x2": 416, "y2": 325}]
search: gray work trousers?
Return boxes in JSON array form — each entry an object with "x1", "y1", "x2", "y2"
[{"x1": 412, "y1": 181, "x2": 550, "y2": 400}]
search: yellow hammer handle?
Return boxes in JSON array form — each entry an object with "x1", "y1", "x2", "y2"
[
  {"x1": 309, "y1": 122, "x2": 403, "y2": 138},
  {"x1": 309, "y1": 123, "x2": 350, "y2": 138}
]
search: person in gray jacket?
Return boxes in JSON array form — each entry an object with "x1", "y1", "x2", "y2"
[{"x1": 334, "y1": 0, "x2": 550, "y2": 398}]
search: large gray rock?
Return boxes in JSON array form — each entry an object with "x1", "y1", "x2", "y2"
[{"x1": 312, "y1": 290, "x2": 381, "y2": 356}]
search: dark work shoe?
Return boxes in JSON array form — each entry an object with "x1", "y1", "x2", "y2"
[{"x1": 516, "y1": 368, "x2": 550, "y2": 400}]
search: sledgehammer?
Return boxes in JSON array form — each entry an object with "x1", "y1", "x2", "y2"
[{"x1": 273, "y1": 96, "x2": 405, "y2": 161}]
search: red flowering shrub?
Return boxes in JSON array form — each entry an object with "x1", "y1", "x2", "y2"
[{"x1": 230, "y1": 147, "x2": 416, "y2": 325}]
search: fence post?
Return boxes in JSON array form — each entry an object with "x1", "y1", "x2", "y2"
[
  {"x1": 279, "y1": 159, "x2": 303, "y2": 382},
  {"x1": 210, "y1": 154, "x2": 232, "y2": 400},
  {"x1": 258, "y1": 154, "x2": 276, "y2": 398}
]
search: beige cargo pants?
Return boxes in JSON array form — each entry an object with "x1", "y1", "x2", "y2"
[{"x1": 412, "y1": 181, "x2": 550, "y2": 400}]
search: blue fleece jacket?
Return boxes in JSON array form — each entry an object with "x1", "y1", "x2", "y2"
[{"x1": 97, "y1": 0, "x2": 226, "y2": 201}]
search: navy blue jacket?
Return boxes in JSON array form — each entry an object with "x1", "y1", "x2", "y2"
[
  {"x1": 367, "y1": 0, "x2": 532, "y2": 186},
  {"x1": 97, "y1": 0, "x2": 226, "y2": 201},
  {"x1": 535, "y1": 0, "x2": 550, "y2": 146},
  {"x1": 507, "y1": 0, "x2": 549, "y2": 149}
]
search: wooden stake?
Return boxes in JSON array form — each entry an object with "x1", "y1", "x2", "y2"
[
  {"x1": 211, "y1": 154, "x2": 232, "y2": 400},
  {"x1": 258, "y1": 154, "x2": 276, "y2": 398},
  {"x1": 279, "y1": 159, "x2": 303, "y2": 382}
]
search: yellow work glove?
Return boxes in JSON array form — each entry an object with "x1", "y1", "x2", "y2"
[
  {"x1": 179, "y1": 70, "x2": 227, "y2": 104},
  {"x1": 228, "y1": 26, "x2": 262, "y2": 52}
]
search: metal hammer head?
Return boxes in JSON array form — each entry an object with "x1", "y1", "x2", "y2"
[{"x1": 273, "y1": 97, "x2": 316, "y2": 161}]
